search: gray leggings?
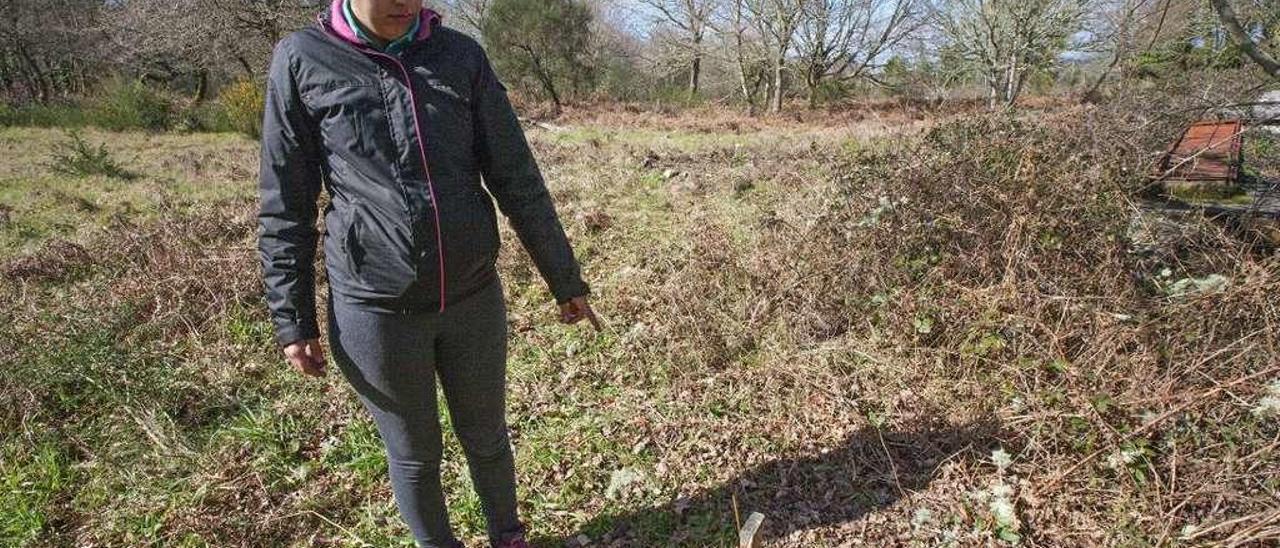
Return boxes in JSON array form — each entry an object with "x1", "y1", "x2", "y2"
[{"x1": 326, "y1": 274, "x2": 521, "y2": 548}]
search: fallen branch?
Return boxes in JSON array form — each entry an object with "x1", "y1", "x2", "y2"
[{"x1": 519, "y1": 117, "x2": 568, "y2": 132}]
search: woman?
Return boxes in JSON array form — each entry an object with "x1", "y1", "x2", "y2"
[{"x1": 255, "y1": 1, "x2": 598, "y2": 546}]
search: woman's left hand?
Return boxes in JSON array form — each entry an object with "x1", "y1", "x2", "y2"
[{"x1": 559, "y1": 295, "x2": 601, "y2": 331}]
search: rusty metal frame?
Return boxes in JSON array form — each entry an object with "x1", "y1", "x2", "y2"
[{"x1": 1153, "y1": 119, "x2": 1245, "y2": 184}]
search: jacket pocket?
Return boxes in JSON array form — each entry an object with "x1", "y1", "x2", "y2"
[
  {"x1": 342, "y1": 206, "x2": 362, "y2": 277},
  {"x1": 343, "y1": 202, "x2": 417, "y2": 295},
  {"x1": 435, "y1": 188, "x2": 501, "y2": 288},
  {"x1": 415, "y1": 73, "x2": 475, "y2": 166}
]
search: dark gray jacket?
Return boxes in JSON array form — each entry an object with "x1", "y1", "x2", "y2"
[{"x1": 257, "y1": 5, "x2": 589, "y2": 348}]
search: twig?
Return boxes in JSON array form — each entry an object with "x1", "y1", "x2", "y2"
[
  {"x1": 1187, "y1": 509, "x2": 1280, "y2": 542},
  {"x1": 876, "y1": 426, "x2": 907, "y2": 499},
  {"x1": 731, "y1": 491, "x2": 742, "y2": 533},
  {"x1": 1040, "y1": 364, "x2": 1280, "y2": 494}
]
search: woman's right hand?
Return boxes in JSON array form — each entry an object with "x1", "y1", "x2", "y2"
[
  {"x1": 558, "y1": 295, "x2": 602, "y2": 331},
  {"x1": 284, "y1": 339, "x2": 327, "y2": 377}
]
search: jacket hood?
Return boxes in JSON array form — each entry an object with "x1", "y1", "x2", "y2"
[{"x1": 318, "y1": 0, "x2": 442, "y2": 46}]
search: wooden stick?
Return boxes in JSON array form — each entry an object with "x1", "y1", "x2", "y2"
[{"x1": 738, "y1": 512, "x2": 766, "y2": 548}]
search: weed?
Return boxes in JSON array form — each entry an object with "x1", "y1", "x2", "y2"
[{"x1": 44, "y1": 129, "x2": 135, "y2": 180}]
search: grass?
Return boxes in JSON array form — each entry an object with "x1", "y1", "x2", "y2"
[
  {"x1": 0, "y1": 127, "x2": 255, "y2": 258},
  {"x1": 0, "y1": 443, "x2": 71, "y2": 545},
  {"x1": 2, "y1": 91, "x2": 1279, "y2": 547}
]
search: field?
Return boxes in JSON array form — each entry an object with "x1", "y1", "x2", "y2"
[{"x1": 2, "y1": 96, "x2": 1279, "y2": 546}]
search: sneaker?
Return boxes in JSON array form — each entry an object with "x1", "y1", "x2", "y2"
[{"x1": 494, "y1": 527, "x2": 529, "y2": 548}]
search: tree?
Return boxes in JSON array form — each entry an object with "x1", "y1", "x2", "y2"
[
  {"x1": 742, "y1": 0, "x2": 809, "y2": 113},
  {"x1": 482, "y1": 0, "x2": 594, "y2": 114},
  {"x1": 935, "y1": 0, "x2": 1090, "y2": 108},
  {"x1": 1210, "y1": 0, "x2": 1279, "y2": 78},
  {"x1": 722, "y1": 0, "x2": 772, "y2": 113},
  {"x1": 99, "y1": 0, "x2": 311, "y2": 101},
  {"x1": 437, "y1": 0, "x2": 493, "y2": 37},
  {"x1": 794, "y1": 0, "x2": 922, "y2": 108},
  {"x1": 1076, "y1": 0, "x2": 1161, "y2": 102},
  {"x1": 0, "y1": 0, "x2": 105, "y2": 102},
  {"x1": 637, "y1": 0, "x2": 719, "y2": 97}
]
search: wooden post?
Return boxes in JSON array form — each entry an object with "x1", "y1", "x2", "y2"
[{"x1": 738, "y1": 512, "x2": 765, "y2": 548}]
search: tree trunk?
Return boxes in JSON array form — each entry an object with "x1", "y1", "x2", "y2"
[
  {"x1": 688, "y1": 31, "x2": 703, "y2": 98},
  {"x1": 733, "y1": 32, "x2": 756, "y2": 114},
  {"x1": 1003, "y1": 55, "x2": 1018, "y2": 106},
  {"x1": 1210, "y1": 0, "x2": 1280, "y2": 78},
  {"x1": 806, "y1": 66, "x2": 820, "y2": 110},
  {"x1": 14, "y1": 56, "x2": 39, "y2": 102},
  {"x1": 1012, "y1": 69, "x2": 1030, "y2": 106},
  {"x1": 0, "y1": 55, "x2": 13, "y2": 97},
  {"x1": 195, "y1": 70, "x2": 209, "y2": 103},
  {"x1": 34, "y1": 55, "x2": 61, "y2": 99},
  {"x1": 16, "y1": 45, "x2": 50, "y2": 103},
  {"x1": 770, "y1": 52, "x2": 784, "y2": 113},
  {"x1": 1082, "y1": 50, "x2": 1124, "y2": 103},
  {"x1": 737, "y1": 60, "x2": 755, "y2": 115},
  {"x1": 688, "y1": 54, "x2": 701, "y2": 99},
  {"x1": 524, "y1": 47, "x2": 562, "y2": 115},
  {"x1": 236, "y1": 55, "x2": 254, "y2": 76},
  {"x1": 68, "y1": 58, "x2": 84, "y2": 96}
]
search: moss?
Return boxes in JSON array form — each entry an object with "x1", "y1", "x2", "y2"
[{"x1": 1164, "y1": 181, "x2": 1252, "y2": 204}]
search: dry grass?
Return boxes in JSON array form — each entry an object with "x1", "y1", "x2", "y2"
[{"x1": 2, "y1": 82, "x2": 1278, "y2": 547}]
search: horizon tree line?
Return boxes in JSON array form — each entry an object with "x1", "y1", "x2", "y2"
[{"x1": 0, "y1": 0, "x2": 1274, "y2": 115}]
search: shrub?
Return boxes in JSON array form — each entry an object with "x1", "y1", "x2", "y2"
[
  {"x1": 648, "y1": 83, "x2": 706, "y2": 110},
  {"x1": 173, "y1": 100, "x2": 234, "y2": 133},
  {"x1": 0, "y1": 101, "x2": 90, "y2": 128},
  {"x1": 44, "y1": 129, "x2": 135, "y2": 180},
  {"x1": 217, "y1": 78, "x2": 265, "y2": 139},
  {"x1": 88, "y1": 77, "x2": 173, "y2": 131}
]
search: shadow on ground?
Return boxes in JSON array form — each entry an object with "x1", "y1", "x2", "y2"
[{"x1": 532, "y1": 418, "x2": 1005, "y2": 547}]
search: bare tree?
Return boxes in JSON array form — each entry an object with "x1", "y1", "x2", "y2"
[
  {"x1": 741, "y1": 0, "x2": 809, "y2": 112},
  {"x1": 436, "y1": 0, "x2": 493, "y2": 37},
  {"x1": 1077, "y1": 0, "x2": 1162, "y2": 102},
  {"x1": 721, "y1": 0, "x2": 771, "y2": 112},
  {"x1": 101, "y1": 0, "x2": 217, "y2": 93},
  {"x1": 202, "y1": 0, "x2": 315, "y2": 71},
  {"x1": 935, "y1": 0, "x2": 1090, "y2": 108},
  {"x1": 637, "y1": 0, "x2": 719, "y2": 97},
  {"x1": 0, "y1": 0, "x2": 104, "y2": 101},
  {"x1": 1210, "y1": 0, "x2": 1279, "y2": 78},
  {"x1": 98, "y1": 0, "x2": 311, "y2": 102},
  {"x1": 794, "y1": 0, "x2": 921, "y2": 108}
]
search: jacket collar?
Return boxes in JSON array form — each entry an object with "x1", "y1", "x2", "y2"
[{"x1": 318, "y1": 0, "x2": 442, "y2": 48}]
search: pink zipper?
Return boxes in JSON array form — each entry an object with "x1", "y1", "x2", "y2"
[{"x1": 344, "y1": 47, "x2": 448, "y2": 313}]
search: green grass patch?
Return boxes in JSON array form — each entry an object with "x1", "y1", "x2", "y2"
[{"x1": 0, "y1": 442, "x2": 73, "y2": 547}]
